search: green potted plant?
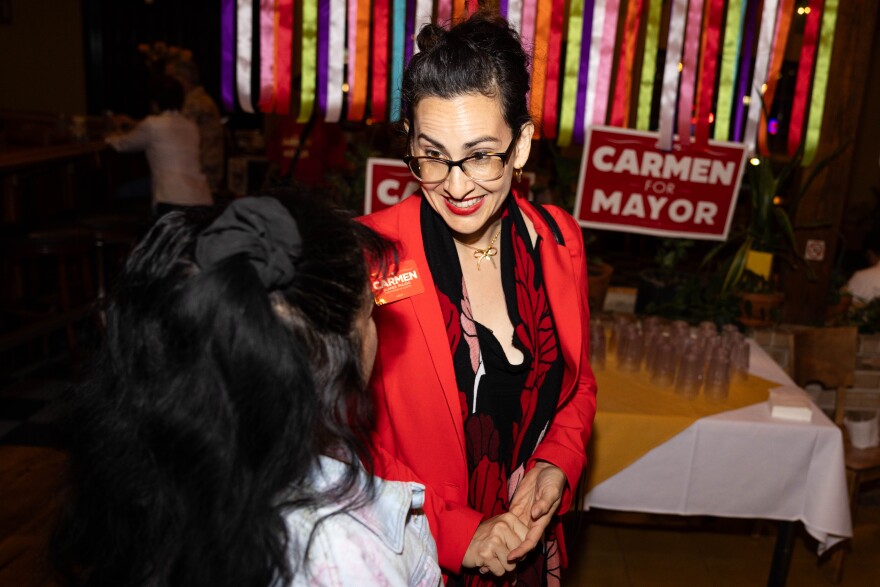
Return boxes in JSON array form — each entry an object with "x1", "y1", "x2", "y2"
[
  {"x1": 705, "y1": 141, "x2": 849, "y2": 325},
  {"x1": 635, "y1": 237, "x2": 695, "y2": 314}
]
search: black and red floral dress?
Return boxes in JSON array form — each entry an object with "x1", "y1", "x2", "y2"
[{"x1": 422, "y1": 196, "x2": 565, "y2": 587}]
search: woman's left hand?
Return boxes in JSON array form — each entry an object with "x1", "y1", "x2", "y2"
[{"x1": 505, "y1": 461, "x2": 566, "y2": 562}]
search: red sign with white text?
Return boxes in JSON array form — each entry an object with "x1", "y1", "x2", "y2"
[
  {"x1": 574, "y1": 126, "x2": 747, "y2": 240},
  {"x1": 364, "y1": 158, "x2": 537, "y2": 215},
  {"x1": 364, "y1": 159, "x2": 419, "y2": 214}
]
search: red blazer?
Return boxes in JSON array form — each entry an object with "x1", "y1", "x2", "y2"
[{"x1": 360, "y1": 193, "x2": 597, "y2": 573}]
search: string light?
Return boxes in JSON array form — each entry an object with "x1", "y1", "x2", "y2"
[{"x1": 750, "y1": 157, "x2": 761, "y2": 166}]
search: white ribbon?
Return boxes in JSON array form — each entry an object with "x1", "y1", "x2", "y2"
[
  {"x1": 508, "y1": 0, "x2": 524, "y2": 36},
  {"x1": 325, "y1": 0, "x2": 345, "y2": 122},
  {"x1": 743, "y1": 0, "x2": 780, "y2": 155},
  {"x1": 657, "y1": 0, "x2": 688, "y2": 151},
  {"x1": 346, "y1": 0, "x2": 358, "y2": 113},
  {"x1": 236, "y1": 0, "x2": 254, "y2": 113},
  {"x1": 413, "y1": 0, "x2": 433, "y2": 56},
  {"x1": 585, "y1": 0, "x2": 607, "y2": 130}
]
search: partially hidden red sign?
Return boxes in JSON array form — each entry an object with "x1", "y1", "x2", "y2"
[
  {"x1": 574, "y1": 126, "x2": 748, "y2": 241},
  {"x1": 364, "y1": 158, "x2": 419, "y2": 215}
]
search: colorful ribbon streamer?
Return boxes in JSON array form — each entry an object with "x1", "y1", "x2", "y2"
[
  {"x1": 733, "y1": 0, "x2": 759, "y2": 142},
  {"x1": 389, "y1": 0, "x2": 406, "y2": 121},
  {"x1": 258, "y1": 0, "x2": 276, "y2": 113},
  {"x1": 592, "y1": 0, "x2": 619, "y2": 126},
  {"x1": 297, "y1": 0, "x2": 317, "y2": 122},
  {"x1": 453, "y1": 0, "x2": 465, "y2": 20},
  {"x1": 316, "y1": 0, "x2": 328, "y2": 116},
  {"x1": 529, "y1": 0, "x2": 552, "y2": 137},
  {"x1": 521, "y1": 0, "x2": 538, "y2": 94},
  {"x1": 636, "y1": 0, "x2": 662, "y2": 131},
  {"x1": 437, "y1": 0, "x2": 452, "y2": 25},
  {"x1": 236, "y1": 0, "x2": 255, "y2": 113},
  {"x1": 803, "y1": 0, "x2": 839, "y2": 166},
  {"x1": 576, "y1": 0, "x2": 599, "y2": 144},
  {"x1": 541, "y1": 0, "x2": 565, "y2": 139},
  {"x1": 325, "y1": 0, "x2": 345, "y2": 122},
  {"x1": 610, "y1": 0, "x2": 644, "y2": 128},
  {"x1": 221, "y1": 0, "x2": 235, "y2": 112},
  {"x1": 371, "y1": 0, "x2": 390, "y2": 121},
  {"x1": 694, "y1": 0, "x2": 724, "y2": 146},
  {"x1": 558, "y1": 0, "x2": 584, "y2": 146},
  {"x1": 677, "y1": 0, "x2": 706, "y2": 145},
  {"x1": 657, "y1": 0, "x2": 688, "y2": 150},
  {"x1": 787, "y1": 0, "x2": 823, "y2": 157},
  {"x1": 273, "y1": 0, "x2": 293, "y2": 115},
  {"x1": 714, "y1": 0, "x2": 745, "y2": 140},
  {"x1": 508, "y1": 0, "x2": 523, "y2": 34},
  {"x1": 743, "y1": 0, "x2": 780, "y2": 154},
  {"x1": 413, "y1": 0, "x2": 433, "y2": 55},
  {"x1": 348, "y1": 0, "x2": 371, "y2": 121},
  {"x1": 758, "y1": 0, "x2": 796, "y2": 155}
]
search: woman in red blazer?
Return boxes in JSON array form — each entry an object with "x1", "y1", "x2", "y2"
[{"x1": 361, "y1": 12, "x2": 597, "y2": 586}]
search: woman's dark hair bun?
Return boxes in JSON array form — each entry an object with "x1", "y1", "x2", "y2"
[
  {"x1": 416, "y1": 23, "x2": 446, "y2": 53},
  {"x1": 402, "y1": 11, "x2": 532, "y2": 134}
]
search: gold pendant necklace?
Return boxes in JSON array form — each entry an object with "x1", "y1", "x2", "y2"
[{"x1": 456, "y1": 227, "x2": 501, "y2": 270}]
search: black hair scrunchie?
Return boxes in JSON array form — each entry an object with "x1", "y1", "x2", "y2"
[{"x1": 195, "y1": 197, "x2": 302, "y2": 290}]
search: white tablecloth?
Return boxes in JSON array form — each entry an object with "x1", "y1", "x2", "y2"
[{"x1": 586, "y1": 340, "x2": 852, "y2": 554}]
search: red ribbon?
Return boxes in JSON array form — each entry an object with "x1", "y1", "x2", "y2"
[
  {"x1": 541, "y1": 0, "x2": 565, "y2": 139},
  {"x1": 787, "y1": 0, "x2": 824, "y2": 156},
  {"x1": 371, "y1": 0, "x2": 389, "y2": 121},
  {"x1": 758, "y1": 0, "x2": 796, "y2": 155},
  {"x1": 610, "y1": 0, "x2": 643, "y2": 128},
  {"x1": 694, "y1": 0, "x2": 724, "y2": 146},
  {"x1": 274, "y1": 0, "x2": 293, "y2": 115}
]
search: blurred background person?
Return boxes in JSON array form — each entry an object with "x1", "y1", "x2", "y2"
[
  {"x1": 166, "y1": 56, "x2": 225, "y2": 193},
  {"x1": 106, "y1": 74, "x2": 213, "y2": 217},
  {"x1": 846, "y1": 228, "x2": 880, "y2": 305}
]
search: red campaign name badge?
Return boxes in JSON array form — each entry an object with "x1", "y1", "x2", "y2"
[{"x1": 372, "y1": 259, "x2": 425, "y2": 306}]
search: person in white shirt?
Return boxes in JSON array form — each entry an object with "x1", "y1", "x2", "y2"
[
  {"x1": 846, "y1": 233, "x2": 880, "y2": 305},
  {"x1": 51, "y1": 191, "x2": 442, "y2": 587},
  {"x1": 106, "y1": 75, "x2": 213, "y2": 217}
]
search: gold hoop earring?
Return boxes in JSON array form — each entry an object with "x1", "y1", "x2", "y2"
[{"x1": 514, "y1": 168, "x2": 523, "y2": 182}]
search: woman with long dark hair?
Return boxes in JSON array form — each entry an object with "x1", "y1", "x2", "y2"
[{"x1": 51, "y1": 189, "x2": 441, "y2": 586}]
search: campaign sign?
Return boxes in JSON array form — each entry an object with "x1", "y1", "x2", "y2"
[
  {"x1": 574, "y1": 126, "x2": 747, "y2": 241},
  {"x1": 365, "y1": 158, "x2": 419, "y2": 214}
]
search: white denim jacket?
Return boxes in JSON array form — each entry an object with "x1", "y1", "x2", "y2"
[{"x1": 283, "y1": 457, "x2": 441, "y2": 586}]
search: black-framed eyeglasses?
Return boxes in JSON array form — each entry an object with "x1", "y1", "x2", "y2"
[{"x1": 403, "y1": 137, "x2": 518, "y2": 183}]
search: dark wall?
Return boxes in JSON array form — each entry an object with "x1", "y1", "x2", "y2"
[{"x1": 82, "y1": 0, "x2": 221, "y2": 117}]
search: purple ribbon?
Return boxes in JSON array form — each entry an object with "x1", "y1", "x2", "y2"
[
  {"x1": 404, "y1": 0, "x2": 416, "y2": 66},
  {"x1": 318, "y1": 0, "x2": 330, "y2": 116},
  {"x1": 221, "y1": 0, "x2": 235, "y2": 111},
  {"x1": 573, "y1": 0, "x2": 596, "y2": 144},
  {"x1": 733, "y1": 0, "x2": 758, "y2": 142}
]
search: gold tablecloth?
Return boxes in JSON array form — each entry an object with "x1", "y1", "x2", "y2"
[{"x1": 587, "y1": 357, "x2": 778, "y2": 491}]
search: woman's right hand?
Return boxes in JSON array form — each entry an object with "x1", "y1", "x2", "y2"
[{"x1": 461, "y1": 512, "x2": 530, "y2": 576}]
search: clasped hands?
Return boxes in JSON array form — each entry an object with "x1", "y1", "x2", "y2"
[{"x1": 461, "y1": 461, "x2": 566, "y2": 577}]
